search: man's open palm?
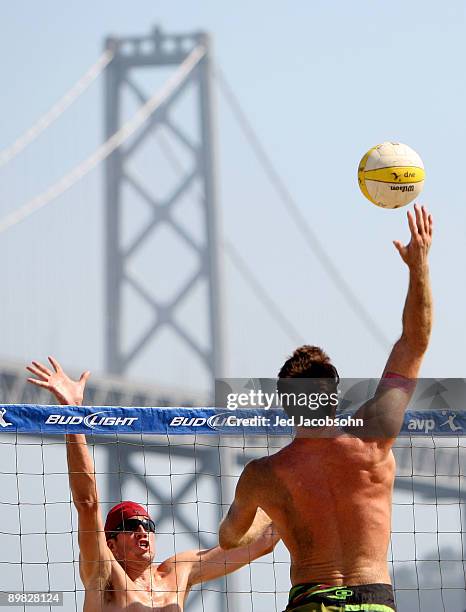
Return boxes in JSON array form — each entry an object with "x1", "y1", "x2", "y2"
[
  {"x1": 393, "y1": 203, "x2": 433, "y2": 268},
  {"x1": 27, "y1": 356, "x2": 90, "y2": 406}
]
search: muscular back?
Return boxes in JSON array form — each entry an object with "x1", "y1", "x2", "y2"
[{"x1": 254, "y1": 435, "x2": 395, "y2": 586}]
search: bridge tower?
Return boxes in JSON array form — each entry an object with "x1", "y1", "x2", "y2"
[{"x1": 104, "y1": 26, "x2": 223, "y2": 391}]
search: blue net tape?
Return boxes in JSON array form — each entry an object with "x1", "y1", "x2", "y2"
[{"x1": 0, "y1": 405, "x2": 464, "y2": 435}]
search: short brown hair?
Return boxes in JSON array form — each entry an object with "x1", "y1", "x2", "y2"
[
  {"x1": 277, "y1": 346, "x2": 339, "y2": 417},
  {"x1": 278, "y1": 345, "x2": 339, "y2": 381}
]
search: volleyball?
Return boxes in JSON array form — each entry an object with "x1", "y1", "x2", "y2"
[{"x1": 358, "y1": 142, "x2": 425, "y2": 209}]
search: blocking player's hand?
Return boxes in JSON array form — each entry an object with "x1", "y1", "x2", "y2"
[
  {"x1": 26, "y1": 356, "x2": 90, "y2": 406},
  {"x1": 393, "y1": 203, "x2": 432, "y2": 270}
]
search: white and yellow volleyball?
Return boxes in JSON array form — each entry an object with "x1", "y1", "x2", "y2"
[{"x1": 358, "y1": 142, "x2": 425, "y2": 209}]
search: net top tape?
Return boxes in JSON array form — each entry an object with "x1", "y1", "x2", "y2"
[{"x1": 0, "y1": 405, "x2": 464, "y2": 436}]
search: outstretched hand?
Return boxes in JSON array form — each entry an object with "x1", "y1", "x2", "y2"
[
  {"x1": 393, "y1": 203, "x2": 433, "y2": 269},
  {"x1": 26, "y1": 357, "x2": 90, "y2": 406}
]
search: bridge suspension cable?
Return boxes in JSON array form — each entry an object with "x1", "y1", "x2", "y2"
[
  {"x1": 223, "y1": 240, "x2": 304, "y2": 344},
  {"x1": 214, "y1": 66, "x2": 390, "y2": 350},
  {"x1": 0, "y1": 45, "x2": 206, "y2": 235},
  {"x1": 0, "y1": 49, "x2": 115, "y2": 168}
]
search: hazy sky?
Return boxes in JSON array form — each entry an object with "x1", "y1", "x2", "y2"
[{"x1": 1, "y1": 1, "x2": 465, "y2": 393}]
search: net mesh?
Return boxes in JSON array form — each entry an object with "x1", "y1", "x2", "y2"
[{"x1": 0, "y1": 428, "x2": 465, "y2": 611}]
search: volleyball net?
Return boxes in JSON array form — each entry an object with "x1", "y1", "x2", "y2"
[{"x1": 0, "y1": 398, "x2": 465, "y2": 612}]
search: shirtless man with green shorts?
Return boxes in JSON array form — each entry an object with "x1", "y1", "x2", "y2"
[{"x1": 219, "y1": 204, "x2": 433, "y2": 612}]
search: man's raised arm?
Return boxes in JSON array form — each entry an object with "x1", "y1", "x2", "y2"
[
  {"x1": 351, "y1": 204, "x2": 433, "y2": 439},
  {"x1": 384, "y1": 203, "x2": 433, "y2": 378},
  {"x1": 26, "y1": 358, "x2": 112, "y2": 589}
]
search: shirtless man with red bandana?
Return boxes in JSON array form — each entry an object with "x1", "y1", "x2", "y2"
[{"x1": 27, "y1": 358, "x2": 278, "y2": 611}]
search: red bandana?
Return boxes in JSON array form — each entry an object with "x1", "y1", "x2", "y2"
[{"x1": 104, "y1": 501, "x2": 151, "y2": 539}]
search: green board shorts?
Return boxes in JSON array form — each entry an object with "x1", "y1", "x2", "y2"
[{"x1": 284, "y1": 583, "x2": 396, "y2": 611}]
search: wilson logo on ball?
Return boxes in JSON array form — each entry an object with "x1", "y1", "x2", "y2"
[{"x1": 358, "y1": 142, "x2": 425, "y2": 209}]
